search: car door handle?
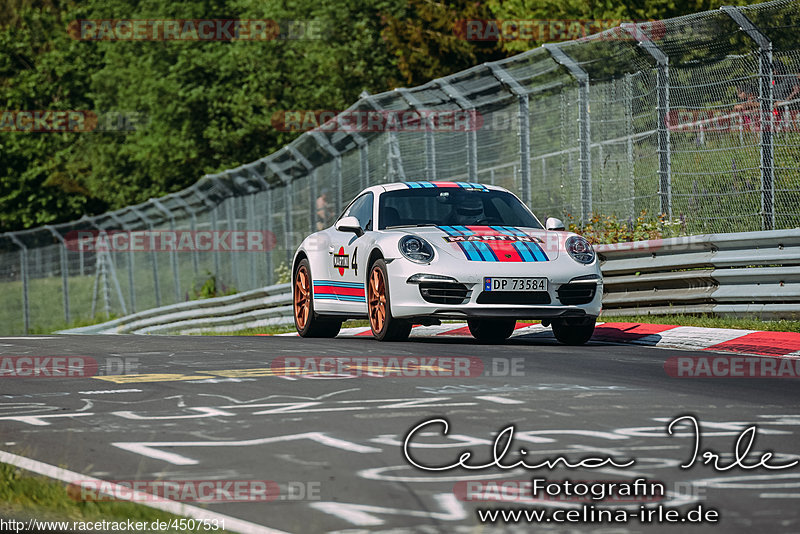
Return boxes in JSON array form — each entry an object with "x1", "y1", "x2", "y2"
[{"x1": 328, "y1": 246, "x2": 335, "y2": 255}]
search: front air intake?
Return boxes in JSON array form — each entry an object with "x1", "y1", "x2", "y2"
[{"x1": 418, "y1": 282, "x2": 470, "y2": 305}]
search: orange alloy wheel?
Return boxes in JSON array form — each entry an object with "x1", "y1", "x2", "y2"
[
  {"x1": 368, "y1": 266, "x2": 387, "y2": 334},
  {"x1": 294, "y1": 265, "x2": 311, "y2": 330}
]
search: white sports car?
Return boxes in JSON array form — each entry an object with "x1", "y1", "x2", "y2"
[{"x1": 292, "y1": 181, "x2": 602, "y2": 343}]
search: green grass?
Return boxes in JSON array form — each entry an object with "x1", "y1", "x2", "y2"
[
  {"x1": 601, "y1": 314, "x2": 800, "y2": 333},
  {"x1": 0, "y1": 462, "x2": 193, "y2": 532}
]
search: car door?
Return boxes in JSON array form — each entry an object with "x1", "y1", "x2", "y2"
[{"x1": 323, "y1": 192, "x2": 374, "y2": 314}]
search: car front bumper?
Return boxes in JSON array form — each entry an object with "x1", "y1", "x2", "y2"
[{"x1": 384, "y1": 255, "x2": 603, "y2": 321}]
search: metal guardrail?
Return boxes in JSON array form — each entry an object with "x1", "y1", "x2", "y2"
[
  {"x1": 59, "y1": 283, "x2": 291, "y2": 335},
  {"x1": 598, "y1": 229, "x2": 800, "y2": 318},
  {"x1": 60, "y1": 229, "x2": 800, "y2": 334}
]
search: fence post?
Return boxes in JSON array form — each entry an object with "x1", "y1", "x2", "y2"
[
  {"x1": 624, "y1": 73, "x2": 636, "y2": 219},
  {"x1": 150, "y1": 198, "x2": 181, "y2": 302},
  {"x1": 545, "y1": 43, "x2": 592, "y2": 223},
  {"x1": 169, "y1": 194, "x2": 200, "y2": 276},
  {"x1": 287, "y1": 145, "x2": 318, "y2": 234},
  {"x1": 488, "y1": 63, "x2": 531, "y2": 206},
  {"x1": 397, "y1": 88, "x2": 437, "y2": 181},
  {"x1": 310, "y1": 168, "x2": 318, "y2": 233},
  {"x1": 622, "y1": 23, "x2": 671, "y2": 219},
  {"x1": 130, "y1": 206, "x2": 161, "y2": 308},
  {"x1": 192, "y1": 187, "x2": 221, "y2": 288},
  {"x1": 359, "y1": 142, "x2": 370, "y2": 189},
  {"x1": 438, "y1": 80, "x2": 478, "y2": 182},
  {"x1": 44, "y1": 225, "x2": 70, "y2": 325},
  {"x1": 82, "y1": 217, "x2": 127, "y2": 317},
  {"x1": 265, "y1": 186, "x2": 274, "y2": 284},
  {"x1": 266, "y1": 160, "x2": 294, "y2": 268},
  {"x1": 246, "y1": 165, "x2": 272, "y2": 287},
  {"x1": 311, "y1": 131, "x2": 343, "y2": 214},
  {"x1": 108, "y1": 211, "x2": 136, "y2": 313},
  {"x1": 721, "y1": 6, "x2": 775, "y2": 230},
  {"x1": 8, "y1": 234, "x2": 29, "y2": 334},
  {"x1": 211, "y1": 175, "x2": 240, "y2": 292}
]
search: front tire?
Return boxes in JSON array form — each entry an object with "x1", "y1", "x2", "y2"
[
  {"x1": 467, "y1": 318, "x2": 516, "y2": 343},
  {"x1": 551, "y1": 316, "x2": 596, "y2": 345},
  {"x1": 368, "y1": 259, "x2": 412, "y2": 341},
  {"x1": 294, "y1": 259, "x2": 342, "y2": 338}
]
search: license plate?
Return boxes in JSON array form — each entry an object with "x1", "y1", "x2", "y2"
[{"x1": 483, "y1": 277, "x2": 547, "y2": 292}]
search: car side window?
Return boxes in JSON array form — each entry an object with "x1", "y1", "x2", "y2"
[{"x1": 343, "y1": 193, "x2": 373, "y2": 231}]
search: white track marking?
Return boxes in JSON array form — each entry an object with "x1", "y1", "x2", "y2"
[
  {"x1": 310, "y1": 493, "x2": 466, "y2": 526},
  {"x1": 0, "y1": 450, "x2": 288, "y2": 534},
  {"x1": 655, "y1": 326, "x2": 754, "y2": 350},
  {"x1": 475, "y1": 395, "x2": 524, "y2": 404},
  {"x1": 112, "y1": 407, "x2": 235, "y2": 420},
  {"x1": 113, "y1": 432, "x2": 381, "y2": 465},
  {"x1": 78, "y1": 389, "x2": 143, "y2": 394},
  {"x1": 0, "y1": 412, "x2": 94, "y2": 426}
]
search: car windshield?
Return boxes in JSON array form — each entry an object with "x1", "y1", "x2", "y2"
[{"x1": 378, "y1": 187, "x2": 542, "y2": 230}]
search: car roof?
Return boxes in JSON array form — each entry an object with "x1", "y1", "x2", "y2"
[{"x1": 376, "y1": 181, "x2": 510, "y2": 193}]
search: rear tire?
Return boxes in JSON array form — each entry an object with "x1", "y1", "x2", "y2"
[
  {"x1": 368, "y1": 259, "x2": 412, "y2": 341},
  {"x1": 551, "y1": 316, "x2": 596, "y2": 345},
  {"x1": 293, "y1": 259, "x2": 342, "y2": 338},
  {"x1": 467, "y1": 318, "x2": 516, "y2": 343}
]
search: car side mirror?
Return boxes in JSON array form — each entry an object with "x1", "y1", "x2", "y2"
[
  {"x1": 545, "y1": 217, "x2": 565, "y2": 231},
  {"x1": 335, "y1": 216, "x2": 364, "y2": 237}
]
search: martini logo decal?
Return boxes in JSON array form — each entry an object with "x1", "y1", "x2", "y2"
[{"x1": 333, "y1": 246, "x2": 350, "y2": 275}]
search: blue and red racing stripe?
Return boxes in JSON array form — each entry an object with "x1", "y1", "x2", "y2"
[
  {"x1": 313, "y1": 280, "x2": 366, "y2": 303},
  {"x1": 439, "y1": 226, "x2": 548, "y2": 262},
  {"x1": 404, "y1": 181, "x2": 489, "y2": 191}
]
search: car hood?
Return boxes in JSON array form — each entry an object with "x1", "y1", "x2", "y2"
[{"x1": 388, "y1": 225, "x2": 561, "y2": 262}]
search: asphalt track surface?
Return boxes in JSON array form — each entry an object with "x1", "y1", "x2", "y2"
[{"x1": 1, "y1": 331, "x2": 799, "y2": 534}]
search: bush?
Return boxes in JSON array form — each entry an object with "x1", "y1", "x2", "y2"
[{"x1": 565, "y1": 211, "x2": 688, "y2": 244}]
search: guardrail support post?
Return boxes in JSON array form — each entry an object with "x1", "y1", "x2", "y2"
[
  {"x1": 438, "y1": 80, "x2": 478, "y2": 182},
  {"x1": 9, "y1": 234, "x2": 29, "y2": 334},
  {"x1": 489, "y1": 63, "x2": 531, "y2": 206},
  {"x1": 622, "y1": 23, "x2": 672, "y2": 219},
  {"x1": 545, "y1": 44, "x2": 592, "y2": 223},
  {"x1": 721, "y1": 6, "x2": 775, "y2": 230}
]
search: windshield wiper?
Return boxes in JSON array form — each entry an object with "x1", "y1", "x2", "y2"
[{"x1": 384, "y1": 223, "x2": 440, "y2": 229}]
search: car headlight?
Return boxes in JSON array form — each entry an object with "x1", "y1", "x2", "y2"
[
  {"x1": 399, "y1": 235, "x2": 434, "y2": 263},
  {"x1": 565, "y1": 235, "x2": 595, "y2": 264}
]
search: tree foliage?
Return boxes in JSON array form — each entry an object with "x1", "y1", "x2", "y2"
[{"x1": 0, "y1": 0, "x2": 767, "y2": 231}]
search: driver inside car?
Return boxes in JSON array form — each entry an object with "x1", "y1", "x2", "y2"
[{"x1": 448, "y1": 194, "x2": 486, "y2": 226}]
